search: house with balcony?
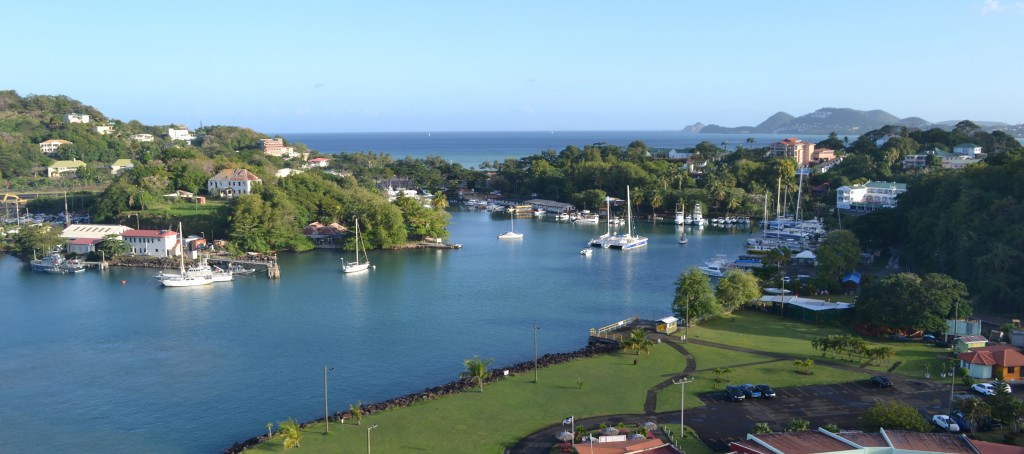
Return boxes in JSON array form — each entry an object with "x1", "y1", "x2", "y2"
[
  {"x1": 836, "y1": 181, "x2": 907, "y2": 213},
  {"x1": 768, "y1": 138, "x2": 816, "y2": 167},
  {"x1": 46, "y1": 159, "x2": 87, "y2": 178},
  {"x1": 904, "y1": 148, "x2": 980, "y2": 170},
  {"x1": 207, "y1": 169, "x2": 262, "y2": 197},
  {"x1": 39, "y1": 139, "x2": 72, "y2": 155},
  {"x1": 94, "y1": 125, "x2": 113, "y2": 135},
  {"x1": 130, "y1": 133, "x2": 154, "y2": 142},
  {"x1": 123, "y1": 229, "x2": 179, "y2": 257},
  {"x1": 954, "y1": 143, "x2": 983, "y2": 158}
]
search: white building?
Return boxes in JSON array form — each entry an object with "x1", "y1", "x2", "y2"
[
  {"x1": 130, "y1": 133, "x2": 154, "y2": 142},
  {"x1": 168, "y1": 128, "x2": 196, "y2": 142},
  {"x1": 94, "y1": 125, "x2": 113, "y2": 135},
  {"x1": 46, "y1": 159, "x2": 87, "y2": 178},
  {"x1": 836, "y1": 181, "x2": 907, "y2": 213},
  {"x1": 903, "y1": 149, "x2": 980, "y2": 170},
  {"x1": 123, "y1": 229, "x2": 180, "y2": 257},
  {"x1": 110, "y1": 159, "x2": 134, "y2": 175},
  {"x1": 39, "y1": 139, "x2": 72, "y2": 154},
  {"x1": 953, "y1": 143, "x2": 983, "y2": 158},
  {"x1": 207, "y1": 169, "x2": 263, "y2": 197},
  {"x1": 61, "y1": 224, "x2": 133, "y2": 241},
  {"x1": 65, "y1": 113, "x2": 90, "y2": 124}
]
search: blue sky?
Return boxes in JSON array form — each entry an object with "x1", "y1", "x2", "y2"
[{"x1": 4, "y1": 0, "x2": 1022, "y2": 132}]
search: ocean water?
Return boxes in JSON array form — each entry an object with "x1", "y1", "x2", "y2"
[
  {"x1": 279, "y1": 131, "x2": 829, "y2": 168},
  {"x1": 0, "y1": 210, "x2": 757, "y2": 453}
]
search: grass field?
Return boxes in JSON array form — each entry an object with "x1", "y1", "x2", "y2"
[{"x1": 249, "y1": 310, "x2": 961, "y2": 452}]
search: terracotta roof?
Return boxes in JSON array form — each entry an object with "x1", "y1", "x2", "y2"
[
  {"x1": 122, "y1": 230, "x2": 177, "y2": 238},
  {"x1": 586, "y1": 439, "x2": 680, "y2": 454},
  {"x1": 884, "y1": 430, "x2": 975, "y2": 453},
  {"x1": 971, "y1": 439, "x2": 1024, "y2": 454},
  {"x1": 959, "y1": 345, "x2": 1024, "y2": 367},
  {"x1": 746, "y1": 431, "x2": 855, "y2": 454},
  {"x1": 211, "y1": 168, "x2": 262, "y2": 182}
]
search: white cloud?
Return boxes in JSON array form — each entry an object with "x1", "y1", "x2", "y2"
[{"x1": 981, "y1": 0, "x2": 1024, "y2": 14}]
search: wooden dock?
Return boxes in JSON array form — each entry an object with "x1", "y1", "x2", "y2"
[{"x1": 207, "y1": 257, "x2": 281, "y2": 279}]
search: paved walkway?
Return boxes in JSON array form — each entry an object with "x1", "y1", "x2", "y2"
[{"x1": 509, "y1": 332, "x2": 948, "y2": 453}]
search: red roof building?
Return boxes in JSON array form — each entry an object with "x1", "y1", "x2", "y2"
[{"x1": 959, "y1": 344, "x2": 1024, "y2": 381}]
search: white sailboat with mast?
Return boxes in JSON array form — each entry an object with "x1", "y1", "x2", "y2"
[
  {"x1": 160, "y1": 222, "x2": 214, "y2": 287},
  {"x1": 497, "y1": 207, "x2": 523, "y2": 239},
  {"x1": 341, "y1": 218, "x2": 371, "y2": 273},
  {"x1": 589, "y1": 186, "x2": 648, "y2": 250}
]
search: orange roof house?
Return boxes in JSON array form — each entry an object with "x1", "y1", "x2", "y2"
[{"x1": 959, "y1": 344, "x2": 1024, "y2": 381}]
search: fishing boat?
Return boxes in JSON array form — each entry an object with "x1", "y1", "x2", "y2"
[
  {"x1": 227, "y1": 263, "x2": 256, "y2": 275},
  {"x1": 497, "y1": 207, "x2": 523, "y2": 239},
  {"x1": 30, "y1": 252, "x2": 85, "y2": 274},
  {"x1": 341, "y1": 218, "x2": 371, "y2": 272}
]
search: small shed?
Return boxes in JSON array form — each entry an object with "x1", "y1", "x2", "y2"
[
  {"x1": 656, "y1": 316, "x2": 679, "y2": 334},
  {"x1": 956, "y1": 335, "x2": 989, "y2": 352},
  {"x1": 841, "y1": 271, "x2": 861, "y2": 293},
  {"x1": 793, "y1": 250, "x2": 817, "y2": 266}
]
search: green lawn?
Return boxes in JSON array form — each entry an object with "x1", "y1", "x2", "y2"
[{"x1": 250, "y1": 345, "x2": 684, "y2": 453}]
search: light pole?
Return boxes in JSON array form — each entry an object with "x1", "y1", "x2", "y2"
[
  {"x1": 324, "y1": 365, "x2": 335, "y2": 434},
  {"x1": 534, "y1": 323, "x2": 540, "y2": 383},
  {"x1": 673, "y1": 376, "x2": 694, "y2": 439},
  {"x1": 684, "y1": 303, "x2": 689, "y2": 343},
  {"x1": 367, "y1": 424, "x2": 378, "y2": 454},
  {"x1": 948, "y1": 299, "x2": 960, "y2": 432}
]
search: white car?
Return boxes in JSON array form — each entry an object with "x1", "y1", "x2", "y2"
[
  {"x1": 972, "y1": 382, "x2": 1012, "y2": 396},
  {"x1": 933, "y1": 415, "x2": 960, "y2": 432}
]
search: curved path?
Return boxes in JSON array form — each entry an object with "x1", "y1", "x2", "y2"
[{"x1": 510, "y1": 333, "x2": 949, "y2": 453}]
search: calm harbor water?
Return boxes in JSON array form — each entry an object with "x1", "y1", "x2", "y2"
[
  {"x1": 280, "y1": 131, "x2": 828, "y2": 168},
  {"x1": 0, "y1": 210, "x2": 755, "y2": 453}
]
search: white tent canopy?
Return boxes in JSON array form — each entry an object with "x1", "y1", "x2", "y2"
[{"x1": 794, "y1": 250, "x2": 816, "y2": 259}]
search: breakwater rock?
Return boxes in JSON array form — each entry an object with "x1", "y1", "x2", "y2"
[{"x1": 223, "y1": 339, "x2": 618, "y2": 453}]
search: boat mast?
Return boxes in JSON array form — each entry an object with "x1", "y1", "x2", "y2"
[
  {"x1": 64, "y1": 191, "x2": 70, "y2": 226},
  {"x1": 795, "y1": 169, "x2": 804, "y2": 222},
  {"x1": 626, "y1": 186, "x2": 633, "y2": 238},
  {"x1": 775, "y1": 177, "x2": 782, "y2": 221},
  {"x1": 605, "y1": 197, "x2": 612, "y2": 237},
  {"x1": 178, "y1": 222, "x2": 186, "y2": 274},
  {"x1": 355, "y1": 218, "x2": 361, "y2": 264}
]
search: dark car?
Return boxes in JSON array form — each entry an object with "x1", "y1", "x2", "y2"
[
  {"x1": 923, "y1": 334, "x2": 938, "y2": 342},
  {"x1": 950, "y1": 410, "x2": 972, "y2": 432},
  {"x1": 756, "y1": 384, "x2": 776, "y2": 398},
  {"x1": 740, "y1": 383, "x2": 762, "y2": 398},
  {"x1": 870, "y1": 376, "x2": 893, "y2": 388},
  {"x1": 725, "y1": 385, "x2": 746, "y2": 402}
]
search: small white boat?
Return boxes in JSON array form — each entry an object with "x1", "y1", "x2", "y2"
[
  {"x1": 342, "y1": 218, "x2": 371, "y2": 273},
  {"x1": 678, "y1": 233, "x2": 688, "y2": 245},
  {"x1": 698, "y1": 254, "x2": 731, "y2": 278},
  {"x1": 497, "y1": 208, "x2": 523, "y2": 239},
  {"x1": 580, "y1": 248, "x2": 592, "y2": 256}
]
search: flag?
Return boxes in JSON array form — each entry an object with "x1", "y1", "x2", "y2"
[{"x1": 562, "y1": 416, "x2": 573, "y2": 425}]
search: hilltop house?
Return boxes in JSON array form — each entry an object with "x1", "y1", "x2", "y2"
[
  {"x1": 953, "y1": 143, "x2": 983, "y2": 158},
  {"x1": 110, "y1": 159, "x2": 134, "y2": 175},
  {"x1": 47, "y1": 159, "x2": 87, "y2": 178},
  {"x1": 123, "y1": 229, "x2": 179, "y2": 257},
  {"x1": 207, "y1": 169, "x2": 262, "y2": 197},
  {"x1": 260, "y1": 138, "x2": 298, "y2": 158},
  {"x1": 39, "y1": 139, "x2": 72, "y2": 155},
  {"x1": 307, "y1": 157, "x2": 331, "y2": 168},
  {"x1": 65, "y1": 113, "x2": 90, "y2": 124},
  {"x1": 903, "y1": 149, "x2": 980, "y2": 170},
  {"x1": 167, "y1": 128, "x2": 195, "y2": 142},
  {"x1": 94, "y1": 125, "x2": 113, "y2": 135},
  {"x1": 130, "y1": 133, "x2": 154, "y2": 142},
  {"x1": 836, "y1": 181, "x2": 907, "y2": 213}
]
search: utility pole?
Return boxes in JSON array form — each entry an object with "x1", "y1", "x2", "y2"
[
  {"x1": 673, "y1": 377, "x2": 694, "y2": 439},
  {"x1": 534, "y1": 324, "x2": 540, "y2": 383}
]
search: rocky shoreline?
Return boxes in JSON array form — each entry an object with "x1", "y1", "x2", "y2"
[{"x1": 223, "y1": 339, "x2": 618, "y2": 453}]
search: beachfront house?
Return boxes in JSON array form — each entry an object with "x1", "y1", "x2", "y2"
[
  {"x1": 207, "y1": 168, "x2": 262, "y2": 197},
  {"x1": 122, "y1": 229, "x2": 179, "y2": 257}
]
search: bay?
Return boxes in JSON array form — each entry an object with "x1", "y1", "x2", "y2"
[
  {"x1": 0, "y1": 210, "x2": 756, "y2": 453},
  {"x1": 278, "y1": 131, "x2": 828, "y2": 168}
]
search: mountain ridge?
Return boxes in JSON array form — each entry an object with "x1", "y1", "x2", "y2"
[{"x1": 691, "y1": 107, "x2": 1018, "y2": 135}]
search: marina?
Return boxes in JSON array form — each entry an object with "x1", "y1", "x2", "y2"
[{"x1": 0, "y1": 209, "x2": 750, "y2": 453}]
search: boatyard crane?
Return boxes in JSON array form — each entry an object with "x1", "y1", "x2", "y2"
[{"x1": 3, "y1": 193, "x2": 24, "y2": 226}]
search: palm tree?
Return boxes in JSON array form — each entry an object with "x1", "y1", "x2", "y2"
[
  {"x1": 746, "y1": 137, "x2": 755, "y2": 149},
  {"x1": 650, "y1": 191, "x2": 664, "y2": 223},
  {"x1": 431, "y1": 192, "x2": 448, "y2": 210},
  {"x1": 349, "y1": 400, "x2": 364, "y2": 425},
  {"x1": 751, "y1": 422, "x2": 772, "y2": 434},
  {"x1": 462, "y1": 356, "x2": 493, "y2": 392},
  {"x1": 279, "y1": 418, "x2": 302, "y2": 449},
  {"x1": 622, "y1": 328, "x2": 654, "y2": 357}
]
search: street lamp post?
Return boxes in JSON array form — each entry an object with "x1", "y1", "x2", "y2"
[
  {"x1": 684, "y1": 303, "x2": 689, "y2": 343},
  {"x1": 948, "y1": 299, "x2": 960, "y2": 432},
  {"x1": 367, "y1": 424, "x2": 378, "y2": 454},
  {"x1": 324, "y1": 366, "x2": 335, "y2": 434},
  {"x1": 673, "y1": 376, "x2": 694, "y2": 440},
  {"x1": 534, "y1": 323, "x2": 540, "y2": 383}
]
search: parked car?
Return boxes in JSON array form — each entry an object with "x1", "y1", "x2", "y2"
[
  {"x1": 725, "y1": 385, "x2": 746, "y2": 402},
  {"x1": 923, "y1": 334, "x2": 937, "y2": 342},
  {"x1": 740, "y1": 384, "x2": 762, "y2": 399},
  {"x1": 870, "y1": 376, "x2": 893, "y2": 388},
  {"x1": 933, "y1": 414, "x2": 960, "y2": 432},
  {"x1": 972, "y1": 382, "x2": 1012, "y2": 396},
  {"x1": 950, "y1": 410, "x2": 973, "y2": 432},
  {"x1": 756, "y1": 384, "x2": 776, "y2": 398}
]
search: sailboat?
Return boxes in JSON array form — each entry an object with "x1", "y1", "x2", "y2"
[
  {"x1": 341, "y1": 218, "x2": 371, "y2": 273},
  {"x1": 159, "y1": 223, "x2": 214, "y2": 287},
  {"x1": 589, "y1": 186, "x2": 647, "y2": 250},
  {"x1": 497, "y1": 208, "x2": 523, "y2": 239}
]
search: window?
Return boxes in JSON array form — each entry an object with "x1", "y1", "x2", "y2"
[{"x1": 1009, "y1": 367, "x2": 1016, "y2": 374}]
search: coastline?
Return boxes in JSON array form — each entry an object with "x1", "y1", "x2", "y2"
[{"x1": 222, "y1": 338, "x2": 618, "y2": 453}]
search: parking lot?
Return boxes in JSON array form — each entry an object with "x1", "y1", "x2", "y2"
[{"x1": 688, "y1": 375, "x2": 959, "y2": 451}]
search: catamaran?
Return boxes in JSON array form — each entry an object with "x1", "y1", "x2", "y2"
[{"x1": 589, "y1": 186, "x2": 648, "y2": 250}]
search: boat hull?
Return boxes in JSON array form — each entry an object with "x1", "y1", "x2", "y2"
[{"x1": 342, "y1": 262, "x2": 370, "y2": 273}]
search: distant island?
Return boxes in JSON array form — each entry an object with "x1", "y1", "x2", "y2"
[{"x1": 686, "y1": 107, "x2": 1024, "y2": 136}]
